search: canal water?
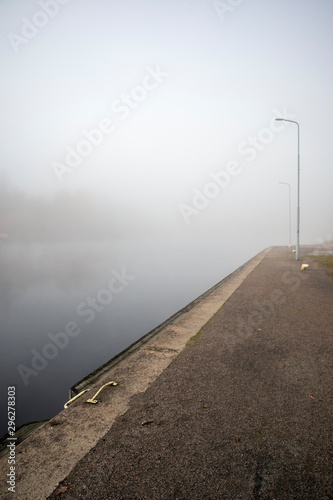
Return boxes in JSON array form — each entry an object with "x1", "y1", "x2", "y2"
[{"x1": 0, "y1": 237, "x2": 258, "y2": 438}]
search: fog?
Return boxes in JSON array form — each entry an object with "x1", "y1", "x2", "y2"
[
  {"x1": 1, "y1": 0, "x2": 333, "y2": 244},
  {"x1": 1, "y1": 0, "x2": 332, "y2": 435}
]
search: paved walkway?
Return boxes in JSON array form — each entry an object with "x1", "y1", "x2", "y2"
[{"x1": 47, "y1": 246, "x2": 333, "y2": 499}]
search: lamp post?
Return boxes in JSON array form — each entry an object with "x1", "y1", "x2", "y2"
[
  {"x1": 275, "y1": 118, "x2": 300, "y2": 260},
  {"x1": 279, "y1": 182, "x2": 291, "y2": 247}
]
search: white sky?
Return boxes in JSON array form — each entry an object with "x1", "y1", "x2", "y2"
[{"x1": 1, "y1": 0, "x2": 332, "y2": 245}]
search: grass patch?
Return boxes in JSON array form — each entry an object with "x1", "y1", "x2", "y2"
[
  {"x1": 310, "y1": 255, "x2": 333, "y2": 277},
  {"x1": 187, "y1": 330, "x2": 204, "y2": 345}
]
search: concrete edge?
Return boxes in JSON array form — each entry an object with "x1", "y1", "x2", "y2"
[{"x1": 0, "y1": 247, "x2": 271, "y2": 500}]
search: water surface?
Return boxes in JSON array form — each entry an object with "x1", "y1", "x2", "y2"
[{"x1": 0, "y1": 237, "x2": 255, "y2": 437}]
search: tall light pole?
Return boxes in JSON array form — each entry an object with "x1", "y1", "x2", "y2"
[
  {"x1": 279, "y1": 182, "x2": 291, "y2": 247},
  {"x1": 275, "y1": 118, "x2": 300, "y2": 260}
]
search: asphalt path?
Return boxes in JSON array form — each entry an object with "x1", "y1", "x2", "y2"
[{"x1": 48, "y1": 246, "x2": 333, "y2": 499}]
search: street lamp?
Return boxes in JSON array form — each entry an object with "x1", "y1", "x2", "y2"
[
  {"x1": 279, "y1": 182, "x2": 291, "y2": 247},
  {"x1": 275, "y1": 118, "x2": 300, "y2": 260}
]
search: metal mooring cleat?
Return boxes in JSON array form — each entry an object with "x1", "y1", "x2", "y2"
[
  {"x1": 64, "y1": 389, "x2": 88, "y2": 409},
  {"x1": 86, "y1": 381, "x2": 118, "y2": 404}
]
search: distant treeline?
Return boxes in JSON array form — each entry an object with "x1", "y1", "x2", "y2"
[{"x1": 0, "y1": 181, "x2": 120, "y2": 242}]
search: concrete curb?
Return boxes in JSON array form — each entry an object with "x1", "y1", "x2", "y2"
[{"x1": 0, "y1": 247, "x2": 271, "y2": 500}]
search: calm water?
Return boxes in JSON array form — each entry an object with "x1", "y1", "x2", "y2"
[{"x1": 0, "y1": 238, "x2": 256, "y2": 437}]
